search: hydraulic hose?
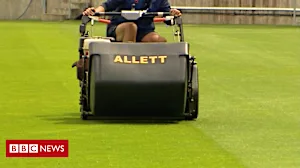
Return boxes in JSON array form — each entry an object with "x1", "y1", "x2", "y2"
[{"x1": 16, "y1": 0, "x2": 33, "y2": 20}]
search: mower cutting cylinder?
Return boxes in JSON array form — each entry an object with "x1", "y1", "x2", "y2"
[{"x1": 85, "y1": 42, "x2": 191, "y2": 119}]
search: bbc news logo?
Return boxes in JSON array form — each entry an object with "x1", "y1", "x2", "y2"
[{"x1": 6, "y1": 140, "x2": 68, "y2": 157}]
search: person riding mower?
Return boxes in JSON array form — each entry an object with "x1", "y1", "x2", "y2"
[
  {"x1": 71, "y1": 2, "x2": 199, "y2": 121},
  {"x1": 82, "y1": 0, "x2": 182, "y2": 43}
]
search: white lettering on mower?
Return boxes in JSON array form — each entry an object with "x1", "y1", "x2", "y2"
[{"x1": 113, "y1": 55, "x2": 167, "y2": 64}]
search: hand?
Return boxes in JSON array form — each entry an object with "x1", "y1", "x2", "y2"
[
  {"x1": 83, "y1": 7, "x2": 95, "y2": 16},
  {"x1": 170, "y1": 9, "x2": 181, "y2": 16}
]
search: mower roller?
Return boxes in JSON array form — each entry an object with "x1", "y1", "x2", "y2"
[{"x1": 73, "y1": 10, "x2": 199, "y2": 120}]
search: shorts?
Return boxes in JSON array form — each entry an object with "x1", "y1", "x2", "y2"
[{"x1": 107, "y1": 24, "x2": 154, "y2": 42}]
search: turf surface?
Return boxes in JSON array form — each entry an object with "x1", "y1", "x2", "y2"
[{"x1": 0, "y1": 21, "x2": 299, "y2": 168}]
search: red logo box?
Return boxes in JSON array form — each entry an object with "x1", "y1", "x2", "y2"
[{"x1": 6, "y1": 140, "x2": 68, "y2": 157}]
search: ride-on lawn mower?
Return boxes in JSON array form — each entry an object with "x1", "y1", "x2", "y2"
[{"x1": 72, "y1": 10, "x2": 199, "y2": 120}]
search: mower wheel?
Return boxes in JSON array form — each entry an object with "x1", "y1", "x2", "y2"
[
  {"x1": 81, "y1": 113, "x2": 88, "y2": 120},
  {"x1": 185, "y1": 64, "x2": 199, "y2": 120},
  {"x1": 80, "y1": 105, "x2": 89, "y2": 120}
]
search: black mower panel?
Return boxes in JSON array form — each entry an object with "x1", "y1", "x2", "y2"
[{"x1": 88, "y1": 42, "x2": 190, "y2": 119}]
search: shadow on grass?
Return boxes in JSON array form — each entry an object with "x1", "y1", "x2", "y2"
[{"x1": 37, "y1": 112, "x2": 181, "y2": 125}]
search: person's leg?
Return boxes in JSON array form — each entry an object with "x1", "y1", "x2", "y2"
[
  {"x1": 140, "y1": 32, "x2": 167, "y2": 43},
  {"x1": 115, "y1": 22, "x2": 138, "y2": 42}
]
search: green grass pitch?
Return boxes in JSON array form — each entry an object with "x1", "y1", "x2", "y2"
[{"x1": 0, "y1": 21, "x2": 299, "y2": 168}]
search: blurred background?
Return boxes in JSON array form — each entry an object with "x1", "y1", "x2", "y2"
[{"x1": 0, "y1": 0, "x2": 299, "y2": 25}]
